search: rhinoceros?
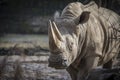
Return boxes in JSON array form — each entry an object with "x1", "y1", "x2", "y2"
[{"x1": 48, "y1": 1, "x2": 120, "y2": 80}]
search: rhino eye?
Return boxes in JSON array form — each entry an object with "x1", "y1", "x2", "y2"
[{"x1": 68, "y1": 42, "x2": 73, "y2": 51}]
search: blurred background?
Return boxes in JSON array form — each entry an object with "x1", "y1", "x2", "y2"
[
  {"x1": 0, "y1": 0, "x2": 120, "y2": 80},
  {"x1": 0, "y1": 0, "x2": 120, "y2": 35}
]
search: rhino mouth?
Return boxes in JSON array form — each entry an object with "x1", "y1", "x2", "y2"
[
  {"x1": 48, "y1": 53, "x2": 68, "y2": 69},
  {"x1": 48, "y1": 59, "x2": 68, "y2": 69}
]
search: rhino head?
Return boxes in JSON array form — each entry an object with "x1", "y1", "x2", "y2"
[{"x1": 48, "y1": 11, "x2": 90, "y2": 69}]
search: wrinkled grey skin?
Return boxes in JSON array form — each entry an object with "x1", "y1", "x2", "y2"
[{"x1": 48, "y1": 1, "x2": 120, "y2": 80}]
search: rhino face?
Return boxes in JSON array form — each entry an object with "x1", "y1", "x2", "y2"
[
  {"x1": 48, "y1": 11, "x2": 90, "y2": 69},
  {"x1": 48, "y1": 20, "x2": 78, "y2": 69}
]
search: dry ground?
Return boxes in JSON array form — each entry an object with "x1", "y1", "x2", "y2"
[{"x1": 0, "y1": 34, "x2": 71, "y2": 80}]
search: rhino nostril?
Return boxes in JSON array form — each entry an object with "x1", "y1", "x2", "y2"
[
  {"x1": 62, "y1": 59, "x2": 68, "y2": 66},
  {"x1": 63, "y1": 59, "x2": 67, "y2": 63}
]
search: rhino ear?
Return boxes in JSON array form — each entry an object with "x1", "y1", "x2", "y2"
[
  {"x1": 74, "y1": 11, "x2": 90, "y2": 25},
  {"x1": 54, "y1": 11, "x2": 60, "y2": 21},
  {"x1": 79, "y1": 11, "x2": 90, "y2": 23}
]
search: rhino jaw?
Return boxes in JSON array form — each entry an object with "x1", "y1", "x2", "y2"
[{"x1": 48, "y1": 54, "x2": 68, "y2": 69}]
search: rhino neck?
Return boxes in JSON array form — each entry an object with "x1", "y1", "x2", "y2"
[{"x1": 72, "y1": 24, "x2": 88, "y2": 68}]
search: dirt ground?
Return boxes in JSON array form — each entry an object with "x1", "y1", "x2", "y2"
[
  {"x1": 0, "y1": 34, "x2": 71, "y2": 80},
  {"x1": 0, "y1": 55, "x2": 71, "y2": 80},
  {"x1": 0, "y1": 34, "x2": 120, "y2": 80}
]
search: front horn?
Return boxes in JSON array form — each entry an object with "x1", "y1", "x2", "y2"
[{"x1": 48, "y1": 20, "x2": 63, "y2": 52}]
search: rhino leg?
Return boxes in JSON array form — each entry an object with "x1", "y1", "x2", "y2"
[
  {"x1": 77, "y1": 56, "x2": 100, "y2": 80},
  {"x1": 103, "y1": 59, "x2": 113, "y2": 69},
  {"x1": 66, "y1": 65, "x2": 78, "y2": 80}
]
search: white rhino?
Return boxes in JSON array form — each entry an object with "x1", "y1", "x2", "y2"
[{"x1": 48, "y1": 1, "x2": 120, "y2": 80}]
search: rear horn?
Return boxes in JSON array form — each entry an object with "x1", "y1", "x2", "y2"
[{"x1": 52, "y1": 21, "x2": 63, "y2": 41}]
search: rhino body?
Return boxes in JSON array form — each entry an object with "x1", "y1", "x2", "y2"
[{"x1": 48, "y1": 1, "x2": 120, "y2": 80}]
